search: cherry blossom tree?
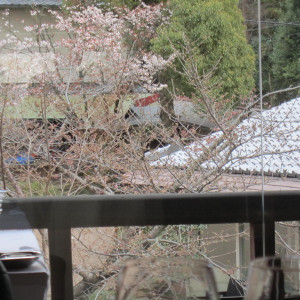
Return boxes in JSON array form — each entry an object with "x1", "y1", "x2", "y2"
[{"x1": 0, "y1": 3, "x2": 173, "y2": 194}]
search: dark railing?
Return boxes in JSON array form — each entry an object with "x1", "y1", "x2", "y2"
[{"x1": 2, "y1": 190, "x2": 300, "y2": 300}]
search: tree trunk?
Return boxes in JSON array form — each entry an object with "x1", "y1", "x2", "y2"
[{"x1": 159, "y1": 88, "x2": 175, "y2": 129}]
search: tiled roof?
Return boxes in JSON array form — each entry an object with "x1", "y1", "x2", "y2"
[
  {"x1": 149, "y1": 98, "x2": 300, "y2": 177},
  {"x1": 0, "y1": 0, "x2": 62, "y2": 6}
]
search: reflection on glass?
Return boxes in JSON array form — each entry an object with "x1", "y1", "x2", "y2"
[
  {"x1": 116, "y1": 257, "x2": 219, "y2": 300},
  {"x1": 245, "y1": 256, "x2": 300, "y2": 300}
]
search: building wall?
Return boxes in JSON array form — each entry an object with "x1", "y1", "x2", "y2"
[
  {"x1": 0, "y1": 7, "x2": 57, "y2": 42},
  {"x1": 0, "y1": 7, "x2": 59, "y2": 83}
]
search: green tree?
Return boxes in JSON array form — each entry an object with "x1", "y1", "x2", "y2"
[
  {"x1": 270, "y1": 0, "x2": 300, "y2": 103},
  {"x1": 152, "y1": 0, "x2": 256, "y2": 102},
  {"x1": 239, "y1": 0, "x2": 288, "y2": 107}
]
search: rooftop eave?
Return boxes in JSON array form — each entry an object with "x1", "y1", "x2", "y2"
[
  {"x1": 0, "y1": 5, "x2": 61, "y2": 8},
  {"x1": 0, "y1": 0, "x2": 62, "y2": 8}
]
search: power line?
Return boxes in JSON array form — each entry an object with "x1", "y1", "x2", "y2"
[{"x1": 257, "y1": 0, "x2": 266, "y2": 258}]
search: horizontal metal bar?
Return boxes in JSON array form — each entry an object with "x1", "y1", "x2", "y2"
[{"x1": 2, "y1": 191, "x2": 300, "y2": 230}]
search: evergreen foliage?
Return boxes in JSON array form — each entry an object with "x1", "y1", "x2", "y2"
[
  {"x1": 151, "y1": 0, "x2": 256, "y2": 103},
  {"x1": 270, "y1": 0, "x2": 300, "y2": 103}
]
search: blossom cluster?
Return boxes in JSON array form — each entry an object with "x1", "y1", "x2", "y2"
[{"x1": 1, "y1": 4, "x2": 173, "y2": 99}]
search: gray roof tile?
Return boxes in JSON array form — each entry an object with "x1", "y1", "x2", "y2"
[{"x1": 0, "y1": 0, "x2": 62, "y2": 6}]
